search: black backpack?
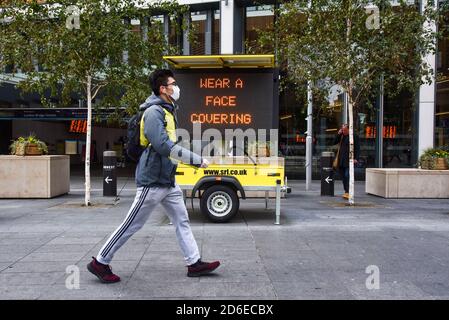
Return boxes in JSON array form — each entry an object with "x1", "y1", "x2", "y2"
[{"x1": 126, "y1": 111, "x2": 145, "y2": 162}]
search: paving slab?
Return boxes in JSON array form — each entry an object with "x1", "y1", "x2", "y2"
[{"x1": 0, "y1": 178, "x2": 449, "y2": 300}]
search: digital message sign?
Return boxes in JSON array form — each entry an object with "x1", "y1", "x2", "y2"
[
  {"x1": 175, "y1": 69, "x2": 278, "y2": 133},
  {"x1": 69, "y1": 120, "x2": 87, "y2": 133}
]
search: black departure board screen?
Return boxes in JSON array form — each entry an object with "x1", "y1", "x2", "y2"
[{"x1": 174, "y1": 69, "x2": 278, "y2": 133}]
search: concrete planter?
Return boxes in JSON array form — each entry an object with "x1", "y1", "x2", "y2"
[
  {"x1": 0, "y1": 155, "x2": 70, "y2": 198},
  {"x1": 366, "y1": 168, "x2": 449, "y2": 198}
]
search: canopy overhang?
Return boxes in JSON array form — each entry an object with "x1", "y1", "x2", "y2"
[{"x1": 163, "y1": 54, "x2": 275, "y2": 69}]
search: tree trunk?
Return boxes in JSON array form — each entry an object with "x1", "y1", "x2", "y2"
[
  {"x1": 84, "y1": 75, "x2": 92, "y2": 206},
  {"x1": 305, "y1": 80, "x2": 313, "y2": 191},
  {"x1": 347, "y1": 87, "x2": 355, "y2": 206},
  {"x1": 345, "y1": 6, "x2": 355, "y2": 205}
]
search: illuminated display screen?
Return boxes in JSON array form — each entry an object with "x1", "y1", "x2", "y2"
[
  {"x1": 69, "y1": 120, "x2": 87, "y2": 133},
  {"x1": 365, "y1": 125, "x2": 397, "y2": 139},
  {"x1": 175, "y1": 69, "x2": 279, "y2": 133}
]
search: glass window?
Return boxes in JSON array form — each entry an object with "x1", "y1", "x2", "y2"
[
  {"x1": 191, "y1": 11, "x2": 207, "y2": 55},
  {"x1": 189, "y1": 10, "x2": 220, "y2": 55},
  {"x1": 436, "y1": 9, "x2": 449, "y2": 149},
  {"x1": 381, "y1": 92, "x2": 416, "y2": 167},
  {"x1": 280, "y1": 80, "x2": 345, "y2": 179},
  {"x1": 245, "y1": 5, "x2": 275, "y2": 54},
  {"x1": 168, "y1": 15, "x2": 181, "y2": 51},
  {"x1": 280, "y1": 79, "x2": 417, "y2": 179}
]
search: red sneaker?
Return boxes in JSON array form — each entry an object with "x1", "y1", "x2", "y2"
[
  {"x1": 87, "y1": 257, "x2": 121, "y2": 283},
  {"x1": 187, "y1": 259, "x2": 220, "y2": 277}
]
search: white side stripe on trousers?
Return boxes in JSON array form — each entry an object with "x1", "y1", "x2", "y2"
[{"x1": 100, "y1": 187, "x2": 150, "y2": 258}]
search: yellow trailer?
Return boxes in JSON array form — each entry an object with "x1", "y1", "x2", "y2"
[
  {"x1": 176, "y1": 156, "x2": 290, "y2": 223},
  {"x1": 164, "y1": 54, "x2": 290, "y2": 223}
]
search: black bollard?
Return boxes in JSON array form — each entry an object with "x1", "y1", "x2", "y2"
[{"x1": 103, "y1": 151, "x2": 117, "y2": 197}]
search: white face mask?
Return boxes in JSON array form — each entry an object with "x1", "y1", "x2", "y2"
[{"x1": 170, "y1": 85, "x2": 180, "y2": 101}]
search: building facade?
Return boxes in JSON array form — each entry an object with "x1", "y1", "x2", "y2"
[{"x1": 0, "y1": 0, "x2": 447, "y2": 179}]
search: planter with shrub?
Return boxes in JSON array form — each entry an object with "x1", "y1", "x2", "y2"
[
  {"x1": 9, "y1": 135, "x2": 48, "y2": 156},
  {"x1": 419, "y1": 148, "x2": 449, "y2": 170}
]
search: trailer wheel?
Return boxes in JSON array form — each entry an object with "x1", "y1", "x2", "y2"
[{"x1": 200, "y1": 185, "x2": 239, "y2": 222}]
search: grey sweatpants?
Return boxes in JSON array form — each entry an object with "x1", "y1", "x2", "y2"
[{"x1": 96, "y1": 184, "x2": 200, "y2": 266}]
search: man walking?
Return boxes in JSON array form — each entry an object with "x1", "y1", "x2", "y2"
[
  {"x1": 87, "y1": 69, "x2": 220, "y2": 283},
  {"x1": 334, "y1": 124, "x2": 360, "y2": 199}
]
